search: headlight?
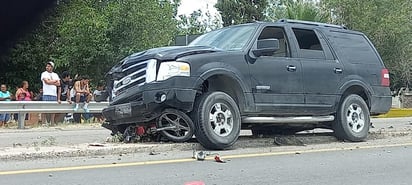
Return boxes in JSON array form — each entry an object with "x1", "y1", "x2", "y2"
[{"x1": 157, "y1": 61, "x2": 190, "y2": 81}]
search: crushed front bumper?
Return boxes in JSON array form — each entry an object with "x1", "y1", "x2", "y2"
[{"x1": 102, "y1": 77, "x2": 198, "y2": 126}]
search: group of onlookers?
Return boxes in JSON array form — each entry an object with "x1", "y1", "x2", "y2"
[{"x1": 0, "y1": 61, "x2": 108, "y2": 127}]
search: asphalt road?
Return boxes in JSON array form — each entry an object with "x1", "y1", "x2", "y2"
[{"x1": 1, "y1": 143, "x2": 411, "y2": 185}]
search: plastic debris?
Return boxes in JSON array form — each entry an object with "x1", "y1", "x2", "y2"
[
  {"x1": 195, "y1": 151, "x2": 206, "y2": 161},
  {"x1": 214, "y1": 155, "x2": 226, "y2": 163}
]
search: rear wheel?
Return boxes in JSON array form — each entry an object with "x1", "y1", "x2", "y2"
[
  {"x1": 333, "y1": 94, "x2": 370, "y2": 141},
  {"x1": 192, "y1": 91, "x2": 241, "y2": 149}
]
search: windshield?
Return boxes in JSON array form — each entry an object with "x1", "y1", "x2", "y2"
[{"x1": 189, "y1": 24, "x2": 257, "y2": 51}]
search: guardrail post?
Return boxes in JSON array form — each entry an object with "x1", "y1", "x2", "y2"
[{"x1": 18, "y1": 113, "x2": 25, "y2": 129}]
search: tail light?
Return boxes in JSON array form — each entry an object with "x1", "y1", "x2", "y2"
[{"x1": 381, "y1": 68, "x2": 390, "y2": 87}]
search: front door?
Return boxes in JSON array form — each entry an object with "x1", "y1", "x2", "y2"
[{"x1": 248, "y1": 26, "x2": 304, "y2": 115}]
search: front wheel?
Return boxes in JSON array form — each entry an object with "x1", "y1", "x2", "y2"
[
  {"x1": 192, "y1": 91, "x2": 241, "y2": 150},
  {"x1": 333, "y1": 94, "x2": 370, "y2": 141}
]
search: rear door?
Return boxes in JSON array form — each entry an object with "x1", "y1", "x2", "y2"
[{"x1": 290, "y1": 28, "x2": 343, "y2": 114}]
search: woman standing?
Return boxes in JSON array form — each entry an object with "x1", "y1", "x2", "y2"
[
  {"x1": 0, "y1": 84, "x2": 12, "y2": 126},
  {"x1": 16, "y1": 81, "x2": 32, "y2": 101},
  {"x1": 15, "y1": 81, "x2": 32, "y2": 121}
]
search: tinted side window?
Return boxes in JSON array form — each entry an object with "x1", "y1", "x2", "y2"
[
  {"x1": 292, "y1": 28, "x2": 325, "y2": 59},
  {"x1": 328, "y1": 31, "x2": 380, "y2": 64},
  {"x1": 257, "y1": 27, "x2": 289, "y2": 57}
]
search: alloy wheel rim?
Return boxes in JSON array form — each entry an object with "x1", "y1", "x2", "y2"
[
  {"x1": 209, "y1": 102, "x2": 233, "y2": 137},
  {"x1": 346, "y1": 103, "x2": 365, "y2": 133}
]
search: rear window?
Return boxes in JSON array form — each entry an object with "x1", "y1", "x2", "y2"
[
  {"x1": 292, "y1": 28, "x2": 326, "y2": 59},
  {"x1": 327, "y1": 31, "x2": 381, "y2": 64}
]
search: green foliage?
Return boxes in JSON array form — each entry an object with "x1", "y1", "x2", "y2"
[
  {"x1": 266, "y1": 0, "x2": 330, "y2": 22},
  {"x1": 322, "y1": 0, "x2": 412, "y2": 90},
  {"x1": 1, "y1": 0, "x2": 179, "y2": 91},
  {"x1": 215, "y1": 0, "x2": 268, "y2": 26},
  {"x1": 177, "y1": 9, "x2": 222, "y2": 35}
]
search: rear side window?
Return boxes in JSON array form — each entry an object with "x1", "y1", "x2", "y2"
[
  {"x1": 292, "y1": 28, "x2": 325, "y2": 59},
  {"x1": 327, "y1": 31, "x2": 381, "y2": 64}
]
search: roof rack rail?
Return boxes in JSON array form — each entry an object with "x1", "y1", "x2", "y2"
[{"x1": 277, "y1": 19, "x2": 347, "y2": 29}]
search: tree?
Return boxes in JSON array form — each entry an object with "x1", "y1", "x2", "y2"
[
  {"x1": 54, "y1": 0, "x2": 179, "y2": 81},
  {"x1": 215, "y1": 0, "x2": 269, "y2": 26},
  {"x1": 1, "y1": 0, "x2": 179, "y2": 91},
  {"x1": 322, "y1": 0, "x2": 412, "y2": 90},
  {"x1": 265, "y1": 0, "x2": 330, "y2": 22},
  {"x1": 177, "y1": 9, "x2": 222, "y2": 35}
]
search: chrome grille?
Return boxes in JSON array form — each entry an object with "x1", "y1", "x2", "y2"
[{"x1": 112, "y1": 60, "x2": 149, "y2": 98}]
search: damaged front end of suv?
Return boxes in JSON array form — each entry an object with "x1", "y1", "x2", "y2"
[{"x1": 102, "y1": 46, "x2": 220, "y2": 143}]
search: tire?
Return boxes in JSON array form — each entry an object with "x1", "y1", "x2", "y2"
[
  {"x1": 156, "y1": 109, "x2": 195, "y2": 142},
  {"x1": 333, "y1": 94, "x2": 370, "y2": 141},
  {"x1": 192, "y1": 91, "x2": 241, "y2": 150}
]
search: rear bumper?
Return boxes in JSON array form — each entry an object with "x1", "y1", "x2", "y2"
[
  {"x1": 369, "y1": 85, "x2": 392, "y2": 115},
  {"x1": 370, "y1": 95, "x2": 392, "y2": 115}
]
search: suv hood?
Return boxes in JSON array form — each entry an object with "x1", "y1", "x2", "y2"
[
  {"x1": 107, "y1": 45, "x2": 221, "y2": 79},
  {"x1": 124, "y1": 45, "x2": 220, "y2": 65},
  {"x1": 146, "y1": 45, "x2": 221, "y2": 61}
]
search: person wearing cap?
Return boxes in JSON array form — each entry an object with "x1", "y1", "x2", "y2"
[{"x1": 40, "y1": 61, "x2": 60, "y2": 126}]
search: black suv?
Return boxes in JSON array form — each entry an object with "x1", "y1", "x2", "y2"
[{"x1": 102, "y1": 19, "x2": 391, "y2": 149}]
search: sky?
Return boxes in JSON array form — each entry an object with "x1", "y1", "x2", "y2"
[{"x1": 177, "y1": 0, "x2": 218, "y2": 16}]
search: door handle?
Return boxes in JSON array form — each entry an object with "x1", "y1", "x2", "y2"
[
  {"x1": 286, "y1": 65, "x2": 296, "y2": 72},
  {"x1": 334, "y1": 68, "x2": 343, "y2": 74}
]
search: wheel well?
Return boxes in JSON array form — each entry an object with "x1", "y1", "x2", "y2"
[
  {"x1": 199, "y1": 74, "x2": 245, "y2": 111},
  {"x1": 341, "y1": 85, "x2": 370, "y2": 108}
]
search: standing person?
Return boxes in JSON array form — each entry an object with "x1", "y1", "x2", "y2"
[
  {"x1": 41, "y1": 61, "x2": 60, "y2": 126},
  {"x1": 0, "y1": 84, "x2": 12, "y2": 126},
  {"x1": 16, "y1": 81, "x2": 32, "y2": 101},
  {"x1": 92, "y1": 81, "x2": 106, "y2": 122},
  {"x1": 33, "y1": 88, "x2": 43, "y2": 101},
  {"x1": 57, "y1": 71, "x2": 72, "y2": 104},
  {"x1": 71, "y1": 75, "x2": 92, "y2": 112},
  {"x1": 93, "y1": 81, "x2": 106, "y2": 102},
  {"x1": 57, "y1": 71, "x2": 73, "y2": 123},
  {"x1": 15, "y1": 81, "x2": 33, "y2": 121}
]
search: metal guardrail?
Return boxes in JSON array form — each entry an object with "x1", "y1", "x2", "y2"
[{"x1": 0, "y1": 101, "x2": 109, "y2": 129}]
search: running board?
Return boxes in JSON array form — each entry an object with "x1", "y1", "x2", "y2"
[{"x1": 242, "y1": 115, "x2": 334, "y2": 124}]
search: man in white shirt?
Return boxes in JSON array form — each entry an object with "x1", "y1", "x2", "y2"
[{"x1": 41, "y1": 61, "x2": 60, "y2": 126}]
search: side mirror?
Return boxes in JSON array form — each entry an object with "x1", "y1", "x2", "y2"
[{"x1": 252, "y1": 38, "x2": 280, "y2": 57}]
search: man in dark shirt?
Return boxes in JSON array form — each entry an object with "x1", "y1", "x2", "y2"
[{"x1": 57, "y1": 71, "x2": 73, "y2": 104}]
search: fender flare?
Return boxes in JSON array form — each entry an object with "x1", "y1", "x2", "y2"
[
  {"x1": 193, "y1": 62, "x2": 253, "y2": 111},
  {"x1": 338, "y1": 79, "x2": 373, "y2": 107}
]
